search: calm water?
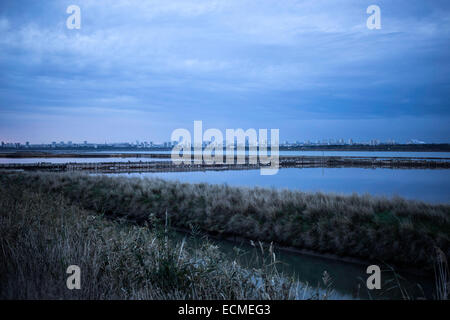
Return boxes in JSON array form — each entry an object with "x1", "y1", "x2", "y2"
[
  {"x1": 174, "y1": 231, "x2": 433, "y2": 300},
  {"x1": 114, "y1": 167, "x2": 450, "y2": 204},
  {"x1": 215, "y1": 237, "x2": 433, "y2": 299}
]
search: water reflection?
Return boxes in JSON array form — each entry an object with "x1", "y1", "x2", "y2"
[{"x1": 176, "y1": 232, "x2": 434, "y2": 300}]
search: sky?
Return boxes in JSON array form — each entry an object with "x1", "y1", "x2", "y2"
[{"x1": 0, "y1": 0, "x2": 449, "y2": 144}]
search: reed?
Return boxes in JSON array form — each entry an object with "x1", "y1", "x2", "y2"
[
  {"x1": 1, "y1": 172, "x2": 449, "y2": 270},
  {"x1": 0, "y1": 183, "x2": 305, "y2": 299}
]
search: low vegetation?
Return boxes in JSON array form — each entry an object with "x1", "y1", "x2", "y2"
[
  {"x1": 0, "y1": 180, "x2": 312, "y2": 299},
  {"x1": 1, "y1": 172, "x2": 449, "y2": 271}
]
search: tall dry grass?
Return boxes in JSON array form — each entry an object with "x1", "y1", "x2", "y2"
[
  {"x1": 434, "y1": 247, "x2": 449, "y2": 299},
  {"x1": 0, "y1": 180, "x2": 308, "y2": 299},
  {"x1": 1, "y1": 171, "x2": 449, "y2": 270}
]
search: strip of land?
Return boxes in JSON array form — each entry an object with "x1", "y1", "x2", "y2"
[
  {"x1": 2, "y1": 143, "x2": 450, "y2": 153},
  {"x1": 0, "y1": 179, "x2": 310, "y2": 299},
  {"x1": 1, "y1": 172, "x2": 448, "y2": 273},
  {"x1": 1, "y1": 154, "x2": 449, "y2": 173}
]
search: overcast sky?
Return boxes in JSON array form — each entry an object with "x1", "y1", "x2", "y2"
[{"x1": 0, "y1": 0, "x2": 449, "y2": 143}]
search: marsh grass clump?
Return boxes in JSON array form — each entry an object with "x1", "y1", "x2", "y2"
[
  {"x1": 434, "y1": 247, "x2": 449, "y2": 300},
  {"x1": 0, "y1": 181, "x2": 304, "y2": 299},
  {"x1": 1, "y1": 172, "x2": 449, "y2": 270}
]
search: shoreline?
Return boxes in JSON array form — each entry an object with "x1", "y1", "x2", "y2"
[
  {"x1": 169, "y1": 224, "x2": 434, "y2": 279},
  {"x1": 2, "y1": 151, "x2": 450, "y2": 159},
  {"x1": 1, "y1": 143, "x2": 450, "y2": 153},
  {"x1": 1, "y1": 153, "x2": 449, "y2": 171},
  {"x1": 2, "y1": 171, "x2": 448, "y2": 275}
]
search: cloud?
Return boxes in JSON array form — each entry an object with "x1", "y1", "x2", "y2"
[{"x1": 0, "y1": 0, "x2": 449, "y2": 142}]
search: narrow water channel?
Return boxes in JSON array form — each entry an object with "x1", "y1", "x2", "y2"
[{"x1": 174, "y1": 231, "x2": 435, "y2": 300}]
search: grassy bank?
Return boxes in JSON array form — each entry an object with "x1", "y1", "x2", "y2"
[
  {"x1": 0, "y1": 178, "x2": 312, "y2": 299},
  {"x1": 1, "y1": 172, "x2": 449, "y2": 271}
]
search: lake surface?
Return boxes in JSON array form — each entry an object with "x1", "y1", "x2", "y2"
[
  {"x1": 112, "y1": 167, "x2": 450, "y2": 204},
  {"x1": 208, "y1": 236, "x2": 433, "y2": 300},
  {"x1": 171, "y1": 230, "x2": 433, "y2": 300}
]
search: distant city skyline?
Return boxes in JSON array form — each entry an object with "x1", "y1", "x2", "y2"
[
  {"x1": 0, "y1": 137, "x2": 435, "y2": 148},
  {"x1": 1, "y1": 1, "x2": 449, "y2": 143}
]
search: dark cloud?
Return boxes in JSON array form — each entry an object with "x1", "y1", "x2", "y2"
[{"x1": 0, "y1": 0, "x2": 449, "y2": 142}]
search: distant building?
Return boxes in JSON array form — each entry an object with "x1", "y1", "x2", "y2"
[{"x1": 408, "y1": 139, "x2": 426, "y2": 145}]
